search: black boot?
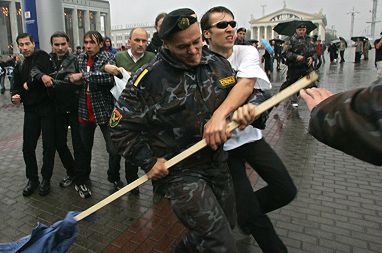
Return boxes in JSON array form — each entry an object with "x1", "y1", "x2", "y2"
[
  {"x1": 39, "y1": 179, "x2": 51, "y2": 196},
  {"x1": 23, "y1": 180, "x2": 40, "y2": 196}
]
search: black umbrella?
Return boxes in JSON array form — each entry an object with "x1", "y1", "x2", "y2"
[
  {"x1": 351, "y1": 36, "x2": 367, "y2": 42},
  {"x1": 273, "y1": 20, "x2": 317, "y2": 36},
  {"x1": 270, "y1": 38, "x2": 285, "y2": 44}
]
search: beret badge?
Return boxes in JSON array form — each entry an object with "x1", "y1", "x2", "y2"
[{"x1": 177, "y1": 17, "x2": 190, "y2": 30}]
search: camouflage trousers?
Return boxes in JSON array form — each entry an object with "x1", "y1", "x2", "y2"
[{"x1": 165, "y1": 170, "x2": 238, "y2": 253}]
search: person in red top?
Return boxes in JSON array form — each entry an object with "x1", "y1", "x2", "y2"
[{"x1": 69, "y1": 31, "x2": 119, "y2": 198}]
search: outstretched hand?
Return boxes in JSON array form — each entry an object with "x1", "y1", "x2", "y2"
[{"x1": 300, "y1": 87, "x2": 334, "y2": 111}]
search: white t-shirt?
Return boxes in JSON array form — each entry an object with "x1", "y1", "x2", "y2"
[{"x1": 223, "y1": 45, "x2": 271, "y2": 151}]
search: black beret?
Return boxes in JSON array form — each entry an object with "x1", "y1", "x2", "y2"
[
  {"x1": 158, "y1": 8, "x2": 198, "y2": 40},
  {"x1": 237, "y1": 27, "x2": 247, "y2": 33}
]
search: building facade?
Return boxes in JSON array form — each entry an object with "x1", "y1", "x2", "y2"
[
  {"x1": 62, "y1": 0, "x2": 111, "y2": 48},
  {"x1": 0, "y1": 0, "x2": 110, "y2": 55},
  {"x1": 111, "y1": 23, "x2": 156, "y2": 49},
  {"x1": 249, "y1": 5, "x2": 327, "y2": 41}
]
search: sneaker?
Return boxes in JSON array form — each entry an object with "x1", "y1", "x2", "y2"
[
  {"x1": 75, "y1": 184, "x2": 92, "y2": 199},
  {"x1": 112, "y1": 180, "x2": 124, "y2": 191},
  {"x1": 59, "y1": 176, "x2": 73, "y2": 188}
]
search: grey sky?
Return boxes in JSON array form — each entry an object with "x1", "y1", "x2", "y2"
[{"x1": 110, "y1": 0, "x2": 381, "y2": 40}]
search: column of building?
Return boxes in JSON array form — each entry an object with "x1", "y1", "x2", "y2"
[
  {"x1": 8, "y1": 0, "x2": 19, "y2": 53},
  {"x1": 72, "y1": 7, "x2": 80, "y2": 48}
]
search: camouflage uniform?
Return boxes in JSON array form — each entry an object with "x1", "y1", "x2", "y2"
[
  {"x1": 110, "y1": 47, "x2": 238, "y2": 252},
  {"x1": 280, "y1": 33, "x2": 317, "y2": 92},
  {"x1": 309, "y1": 79, "x2": 382, "y2": 166}
]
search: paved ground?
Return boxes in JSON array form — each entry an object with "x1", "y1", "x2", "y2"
[{"x1": 0, "y1": 48, "x2": 381, "y2": 253}]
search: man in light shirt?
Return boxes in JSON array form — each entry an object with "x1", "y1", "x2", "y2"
[{"x1": 201, "y1": 6, "x2": 297, "y2": 253}]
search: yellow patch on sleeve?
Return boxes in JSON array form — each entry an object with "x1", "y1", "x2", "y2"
[{"x1": 219, "y1": 76, "x2": 236, "y2": 87}]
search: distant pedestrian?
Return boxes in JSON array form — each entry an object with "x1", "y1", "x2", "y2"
[
  {"x1": 354, "y1": 38, "x2": 363, "y2": 63},
  {"x1": 328, "y1": 42, "x2": 338, "y2": 63},
  {"x1": 0, "y1": 61, "x2": 5, "y2": 94},
  {"x1": 103, "y1": 36, "x2": 117, "y2": 55},
  {"x1": 235, "y1": 27, "x2": 249, "y2": 45},
  {"x1": 147, "y1": 13, "x2": 167, "y2": 54},
  {"x1": 375, "y1": 32, "x2": 382, "y2": 79},
  {"x1": 363, "y1": 39, "x2": 370, "y2": 60},
  {"x1": 339, "y1": 37, "x2": 347, "y2": 63}
]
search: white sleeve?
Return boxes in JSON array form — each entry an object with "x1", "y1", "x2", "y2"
[{"x1": 234, "y1": 46, "x2": 271, "y2": 90}]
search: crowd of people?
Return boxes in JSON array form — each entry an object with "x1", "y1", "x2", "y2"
[{"x1": 2, "y1": 5, "x2": 381, "y2": 252}]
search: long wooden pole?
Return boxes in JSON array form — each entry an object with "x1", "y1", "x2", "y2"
[{"x1": 74, "y1": 71, "x2": 318, "y2": 221}]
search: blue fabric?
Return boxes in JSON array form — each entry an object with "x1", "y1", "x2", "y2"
[
  {"x1": 0, "y1": 211, "x2": 94, "y2": 253},
  {"x1": 262, "y1": 39, "x2": 274, "y2": 56}
]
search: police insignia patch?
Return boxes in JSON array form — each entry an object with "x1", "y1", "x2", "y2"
[
  {"x1": 109, "y1": 108, "x2": 122, "y2": 128},
  {"x1": 219, "y1": 76, "x2": 236, "y2": 87},
  {"x1": 177, "y1": 17, "x2": 190, "y2": 30}
]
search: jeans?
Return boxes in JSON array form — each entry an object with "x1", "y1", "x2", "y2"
[
  {"x1": 55, "y1": 110, "x2": 86, "y2": 181},
  {"x1": 78, "y1": 121, "x2": 120, "y2": 184},
  {"x1": 23, "y1": 105, "x2": 56, "y2": 181},
  {"x1": 228, "y1": 138, "x2": 297, "y2": 253}
]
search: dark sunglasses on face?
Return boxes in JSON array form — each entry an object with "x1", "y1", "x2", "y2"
[{"x1": 209, "y1": 20, "x2": 237, "y2": 29}]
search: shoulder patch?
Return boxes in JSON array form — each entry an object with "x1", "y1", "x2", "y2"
[
  {"x1": 219, "y1": 76, "x2": 236, "y2": 87},
  {"x1": 109, "y1": 108, "x2": 122, "y2": 128},
  {"x1": 133, "y1": 68, "x2": 149, "y2": 87}
]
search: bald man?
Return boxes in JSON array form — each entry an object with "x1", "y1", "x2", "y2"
[
  {"x1": 106, "y1": 27, "x2": 155, "y2": 194},
  {"x1": 114, "y1": 27, "x2": 155, "y2": 74}
]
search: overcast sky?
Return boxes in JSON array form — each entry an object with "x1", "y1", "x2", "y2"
[{"x1": 110, "y1": 0, "x2": 382, "y2": 39}]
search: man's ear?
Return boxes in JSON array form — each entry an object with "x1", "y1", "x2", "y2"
[
  {"x1": 162, "y1": 40, "x2": 169, "y2": 49},
  {"x1": 203, "y1": 30, "x2": 211, "y2": 40}
]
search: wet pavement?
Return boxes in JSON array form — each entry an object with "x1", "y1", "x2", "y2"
[{"x1": 0, "y1": 47, "x2": 381, "y2": 253}]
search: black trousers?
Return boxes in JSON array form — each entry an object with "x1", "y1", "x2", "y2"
[
  {"x1": 228, "y1": 138, "x2": 297, "y2": 253},
  {"x1": 78, "y1": 121, "x2": 120, "y2": 184},
  {"x1": 111, "y1": 156, "x2": 139, "y2": 183},
  {"x1": 55, "y1": 110, "x2": 86, "y2": 180},
  {"x1": 23, "y1": 105, "x2": 56, "y2": 181}
]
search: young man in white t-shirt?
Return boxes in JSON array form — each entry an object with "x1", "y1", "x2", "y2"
[{"x1": 201, "y1": 6, "x2": 297, "y2": 253}]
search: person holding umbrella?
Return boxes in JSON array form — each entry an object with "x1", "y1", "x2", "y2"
[
  {"x1": 278, "y1": 21, "x2": 317, "y2": 107},
  {"x1": 339, "y1": 37, "x2": 347, "y2": 63}
]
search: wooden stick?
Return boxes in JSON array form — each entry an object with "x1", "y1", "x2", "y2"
[{"x1": 74, "y1": 71, "x2": 318, "y2": 222}]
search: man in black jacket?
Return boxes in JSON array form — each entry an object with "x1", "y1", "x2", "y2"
[
  {"x1": 11, "y1": 33, "x2": 56, "y2": 197},
  {"x1": 32, "y1": 32, "x2": 89, "y2": 197},
  {"x1": 146, "y1": 12, "x2": 166, "y2": 54}
]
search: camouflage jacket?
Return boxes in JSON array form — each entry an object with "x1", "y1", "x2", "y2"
[
  {"x1": 284, "y1": 33, "x2": 316, "y2": 68},
  {"x1": 309, "y1": 80, "x2": 382, "y2": 166},
  {"x1": 110, "y1": 47, "x2": 236, "y2": 176}
]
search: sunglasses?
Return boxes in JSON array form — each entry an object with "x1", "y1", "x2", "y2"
[{"x1": 209, "y1": 20, "x2": 237, "y2": 29}]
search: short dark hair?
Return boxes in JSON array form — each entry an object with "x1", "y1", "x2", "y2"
[
  {"x1": 237, "y1": 27, "x2": 246, "y2": 33},
  {"x1": 200, "y1": 6, "x2": 235, "y2": 44},
  {"x1": 16, "y1": 33, "x2": 34, "y2": 45},
  {"x1": 50, "y1": 31, "x2": 70, "y2": 44},
  {"x1": 84, "y1": 31, "x2": 104, "y2": 45},
  {"x1": 155, "y1": 12, "x2": 167, "y2": 27},
  {"x1": 200, "y1": 6, "x2": 234, "y2": 33}
]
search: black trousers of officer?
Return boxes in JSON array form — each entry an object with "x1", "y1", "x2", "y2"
[
  {"x1": 23, "y1": 105, "x2": 56, "y2": 181},
  {"x1": 55, "y1": 110, "x2": 85, "y2": 180},
  {"x1": 228, "y1": 138, "x2": 297, "y2": 253}
]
